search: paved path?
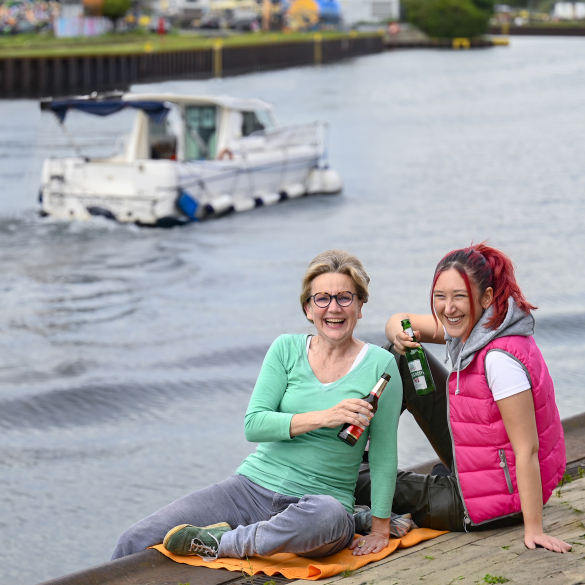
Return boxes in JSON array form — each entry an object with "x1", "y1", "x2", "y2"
[{"x1": 293, "y1": 477, "x2": 585, "y2": 585}]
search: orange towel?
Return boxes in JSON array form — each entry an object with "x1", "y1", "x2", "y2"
[{"x1": 151, "y1": 528, "x2": 448, "y2": 580}]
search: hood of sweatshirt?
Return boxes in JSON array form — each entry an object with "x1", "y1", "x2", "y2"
[{"x1": 445, "y1": 296, "x2": 535, "y2": 374}]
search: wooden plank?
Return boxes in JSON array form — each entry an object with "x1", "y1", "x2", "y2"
[
  {"x1": 38, "y1": 58, "x2": 48, "y2": 95},
  {"x1": 298, "y1": 478, "x2": 585, "y2": 585},
  {"x1": 2, "y1": 58, "x2": 15, "y2": 96}
]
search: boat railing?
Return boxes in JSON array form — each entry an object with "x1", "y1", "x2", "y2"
[{"x1": 232, "y1": 122, "x2": 322, "y2": 154}]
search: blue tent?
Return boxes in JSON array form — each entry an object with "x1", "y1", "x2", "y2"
[{"x1": 40, "y1": 98, "x2": 170, "y2": 124}]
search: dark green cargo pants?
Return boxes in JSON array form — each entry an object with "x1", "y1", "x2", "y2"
[{"x1": 353, "y1": 343, "x2": 522, "y2": 532}]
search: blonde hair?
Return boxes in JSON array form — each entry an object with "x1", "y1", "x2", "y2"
[{"x1": 300, "y1": 250, "x2": 370, "y2": 322}]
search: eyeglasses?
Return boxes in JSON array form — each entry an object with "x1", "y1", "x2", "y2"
[{"x1": 310, "y1": 291, "x2": 357, "y2": 308}]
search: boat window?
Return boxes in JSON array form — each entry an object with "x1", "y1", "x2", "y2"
[
  {"x1": 184, "y1": 106, "x2": 217, "y2": 161},
  {"x1": 149, "y1": 116, "x2": 178, "y2": 160},
  {"x1": 242, "y1": 110, "x2": 274, "y2": 137}
]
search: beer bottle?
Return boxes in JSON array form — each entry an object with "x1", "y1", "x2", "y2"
[
  {"x1": 337, "y1": 373, "x2": 391, "y2": 447},
  {"x1": 401, "y1": 318, "x2": 436, "y2": 396}
]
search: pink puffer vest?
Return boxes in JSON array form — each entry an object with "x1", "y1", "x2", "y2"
[{"x1": 449, "y1": 335, "x2": 565, "y2": 525}]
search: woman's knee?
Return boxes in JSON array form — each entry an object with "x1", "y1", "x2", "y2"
[
  {"x1": 298, "y1": 495, "x2": 352, "y2": 533},
  {"x1": 111, "y1": 515, "x2": 168, "y2": 559},
  {"x1": 111, "y1": 524, "x2": 145, "y2": 559},
  {"x1": 300, "y1": 494, "x2": 344, "y2": 514}
]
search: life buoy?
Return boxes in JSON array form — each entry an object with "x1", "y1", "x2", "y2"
[
  {"x1": 388, "y1": 22, "x2": 400, "y2": 35},
  {"x1": 217, "y1": 148, "x2": 234, "y2": 160}
]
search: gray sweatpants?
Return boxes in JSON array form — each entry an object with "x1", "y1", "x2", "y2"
[{"x1": 111, "y1": 474, "x2": 355, "y2": 560}]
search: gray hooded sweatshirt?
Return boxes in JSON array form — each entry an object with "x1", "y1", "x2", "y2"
[{"x1": 445, "y1": 297, "x2": 535, "y2": 394}]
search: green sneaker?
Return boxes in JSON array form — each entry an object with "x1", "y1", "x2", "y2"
[{"x1": 163, "y1": 522, "x2": 232, "y2": 560}]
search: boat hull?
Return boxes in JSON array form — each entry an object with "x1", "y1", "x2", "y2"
[{"x1": 39, "y1": 155, "x2": 342, "y2": 226}]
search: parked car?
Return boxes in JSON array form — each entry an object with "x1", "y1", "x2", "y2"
[
  {"x1": 225, "y1": 9, "x2": 260, "y2": 30},
  {"x1": 198, "y1": 14, "x2": 221, "y2": 28}
]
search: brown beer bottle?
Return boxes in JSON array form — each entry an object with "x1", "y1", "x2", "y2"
[{"x1": 337, "y1": 373, "x2": 391, "y2": 446}]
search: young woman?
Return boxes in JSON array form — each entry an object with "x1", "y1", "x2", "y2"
[{"x1": 378, "y1": 243, "x2": 570, "y2": 553}]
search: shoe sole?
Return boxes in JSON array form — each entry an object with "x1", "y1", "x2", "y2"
[{"x1": 163, "y1": 522, "x2": 231, "y2": 549}]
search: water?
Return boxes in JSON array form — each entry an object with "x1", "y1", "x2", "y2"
[{"x1": 1, "y1": 37, "x2": 584, "y2": 584}]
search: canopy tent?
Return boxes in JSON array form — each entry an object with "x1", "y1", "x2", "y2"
[{"x1": 40, "y1": 98, "x2": 170, "y2": 124}]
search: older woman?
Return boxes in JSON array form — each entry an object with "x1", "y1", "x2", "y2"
[{"x1": 111, "y1": 250, "x2": 402, "y2": 561}]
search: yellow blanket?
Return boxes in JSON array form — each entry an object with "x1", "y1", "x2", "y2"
[{"x1": 152, "y1": 528, "x2": 447, "y2": 580}]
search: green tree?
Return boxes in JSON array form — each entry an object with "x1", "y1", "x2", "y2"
[
  {"x1": 404, "y1": 0, "x2": 491, "y2": 39},
  {"x1": 472, "y1": 0, "x2": 494, "y2": 14},
  {"x1": 102, "y1": 0, "x2": 132, "y2": 30}
]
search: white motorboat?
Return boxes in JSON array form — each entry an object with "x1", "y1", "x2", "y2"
[{"x1": 39, "y1": 92, "x2": 342, "y2": 226}]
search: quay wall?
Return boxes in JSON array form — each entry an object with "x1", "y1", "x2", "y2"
[
  {"x1": 489, "y1": 25, "x2": 585, "y2": 36},
  {"x1": 0, "y1": 35, "x2": 383, "y2": 99}
]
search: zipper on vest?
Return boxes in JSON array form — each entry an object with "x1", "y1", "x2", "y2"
[
  {"x1": 499, "y1": 449, "x2": 513, "y2": 494},
  {"x1": 446, "y1": 371, "x2": 474, "y2": 529}
]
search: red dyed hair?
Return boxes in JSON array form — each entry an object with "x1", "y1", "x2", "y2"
[{"x1": 431, "y1": 242, "x2": 537, "y2": 340}]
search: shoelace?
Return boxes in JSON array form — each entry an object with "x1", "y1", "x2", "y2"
[{"x1": 188, "y1": 535, "x2": 220, "y2": 561}]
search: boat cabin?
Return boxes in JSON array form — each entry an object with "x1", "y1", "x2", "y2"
[{"x1": 41, "y1": 93, "x2": 278, "y2": 163}]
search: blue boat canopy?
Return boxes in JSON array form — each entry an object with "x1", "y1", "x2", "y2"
[{"x1": 41, "y1": 98, "x2": 170, "y2": 124}]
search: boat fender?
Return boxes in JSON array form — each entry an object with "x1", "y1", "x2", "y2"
[
  {"x1": 233, "y1": 198, "x2": 256, "y2": 213},
  {"x1": 260, "y1": 193, "x2": 281, "y2": 206},
  {"x1": 254, "y1": 198, "x2": 264, "y2": 207},
  {"x1": 177, "y1": 190, "x2": 200, "y2": 221},
  {"x1": 286, "y1": 183, "x2": 306, "y2": 199},
  {"x1": 279, "y1": 191, "x2": 288, "y2": 201},
  {"x1": 217, "y1": 148, "x2": 234, "y2": 160},
  {"x1": 204, "y1": 203, "x2": 235, "y2": 217},
  {"x1": 204, "y1": 194, "x2": 234, "y2": 217}
]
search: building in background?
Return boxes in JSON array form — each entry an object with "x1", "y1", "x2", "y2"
[
  {"x1": 339, "y1": 0, "x2": 399, "y2": 25},
  {"x1": 552, "y1": 2, "x2": 585, "y2": 19}
]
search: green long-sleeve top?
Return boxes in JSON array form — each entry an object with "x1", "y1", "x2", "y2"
[{"x1": 236, "y1": 334, "x2": 402, "y2": 518}]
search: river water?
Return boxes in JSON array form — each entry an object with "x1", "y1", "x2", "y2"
[{"x1": 0, "y1": 37, "x2": 584, "y2": 584}]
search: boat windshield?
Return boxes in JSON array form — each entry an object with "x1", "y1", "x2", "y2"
[
  {"x1": 184, "y1": 106, "x2": 217, "y2": 161},
  {"x1": 242, "y1": 110, "x2": 275, "y2": 137}
]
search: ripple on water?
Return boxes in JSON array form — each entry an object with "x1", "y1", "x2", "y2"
[{"x1": 0, "y1": 37, "x2": 584, "y2": 584}]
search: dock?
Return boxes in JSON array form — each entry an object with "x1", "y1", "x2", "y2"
[
  {"x1": 295, "y1": 477, "x2": 585, "y2": 585},
  {"x1": 0, "y1": 33, "x2": 383, "y2": 99},
  {"x1": 380, "y1": 23, "x2": 509, "y2": 49},
  {"x1": 39, "y1": 412, "x2": 585, "y2": 585}
]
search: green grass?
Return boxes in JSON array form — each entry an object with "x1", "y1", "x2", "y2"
[
  {"x1": 0, "y1": 30, "x2": 381, "y2": 58},
  {"x1": 483, "y1": 575, "x2": 509, "y2": 584}
]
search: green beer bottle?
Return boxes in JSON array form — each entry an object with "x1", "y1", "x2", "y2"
[
  {"x1": 337, "y1": 373, "x2": 391, "y2": 446},
  {"x1": 401, "y1": 318, "x2": 436, "y2": 396}
]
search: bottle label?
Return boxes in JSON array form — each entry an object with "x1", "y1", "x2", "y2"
[
  {"x1": 413, "y1": 376, "x2": 428, "y2": 391},
  {"x1": 405, "y1": 327, "x2": 414, "y2": 338},
  {"x1": 339, "y1": 426, "x2": 363, "y2": 441},
  {"x1": 408, "y1": 359, "x2": 422, "y2": 374}
]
